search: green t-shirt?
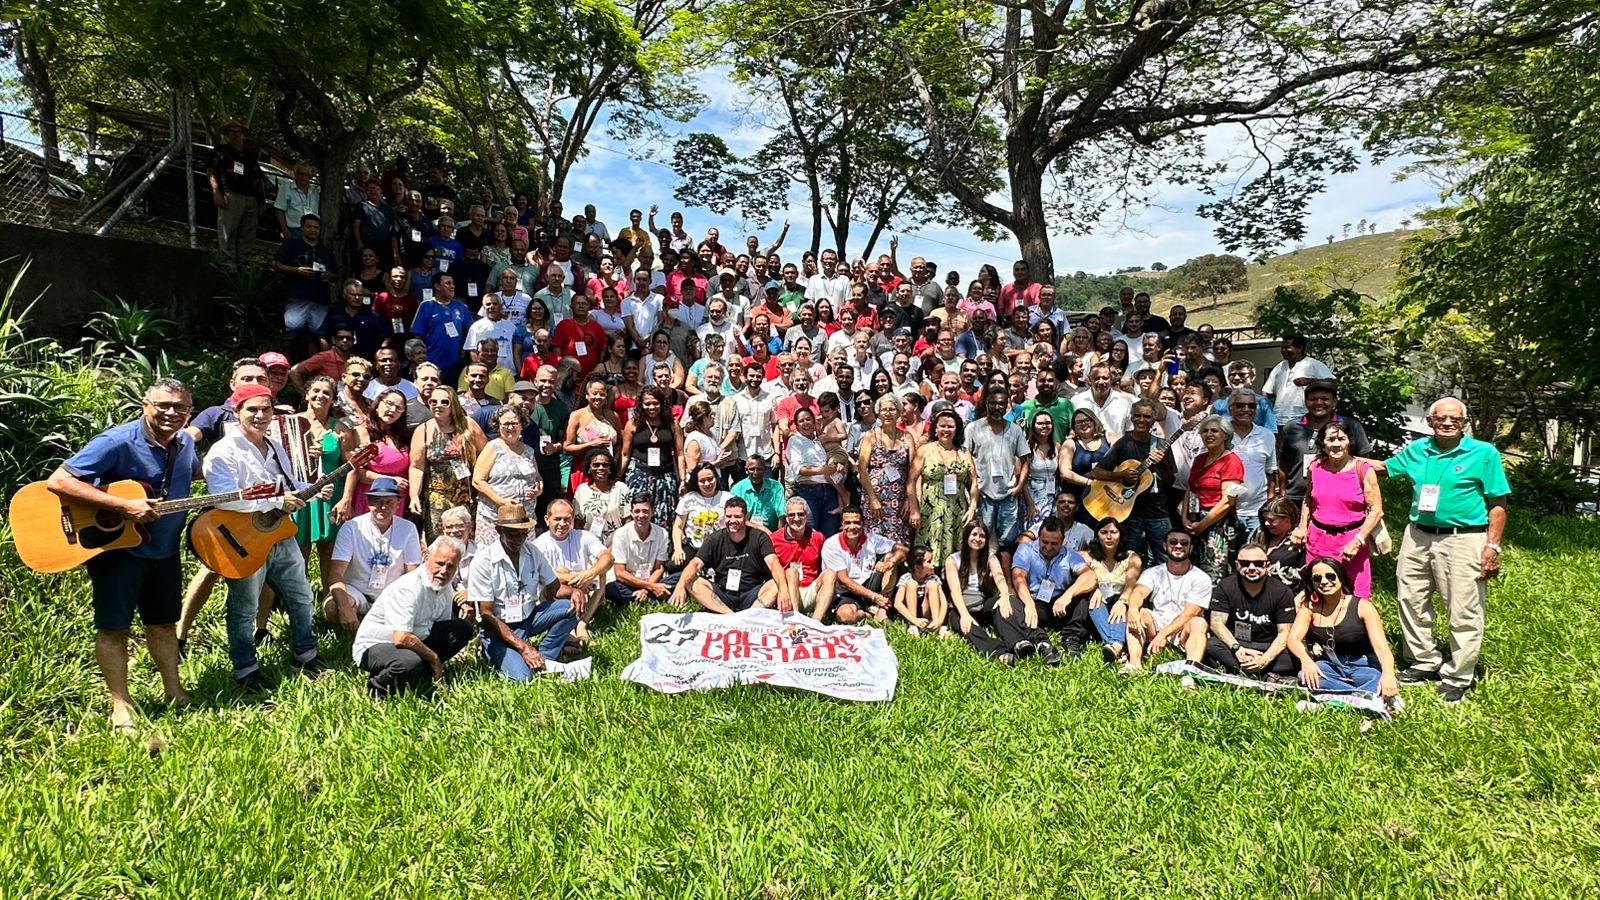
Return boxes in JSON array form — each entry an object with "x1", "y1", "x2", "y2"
[
  {"x1": 779, "y1": 286, "x2": 808, "y2": 313},
  {"x1": 1385, "y1": 435, "x2": 1510, "y2": 527},
  {"x1": 730, "y1": 476, "x2": 787, "y2": 531},
  {"x1": 1020, "y1": 395, "x2": 1077, "y2": 445}
]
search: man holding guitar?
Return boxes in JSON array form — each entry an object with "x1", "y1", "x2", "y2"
[
  {"x1": 1091, "y1": 399, "x2": 1177, "y2": 566},
  {"x1": 201, "y1": 384, "x2": 333, "y2": 695},
  {"x1": 45, "y1": 378, "x2": 200, "y2": 731}
]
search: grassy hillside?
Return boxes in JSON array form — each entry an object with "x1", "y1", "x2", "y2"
[{"x1": 1148, "y1": 230, "x2": 1412, "y2": 328}]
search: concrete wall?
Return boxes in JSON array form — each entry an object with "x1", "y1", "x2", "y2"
[{"x1": 0, "y1": 223, "x2": 217, "y2": 339}]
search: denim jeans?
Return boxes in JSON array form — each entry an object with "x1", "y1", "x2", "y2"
[
  {"x1": 977, "y1": 495, "x2": 1021, "y2": 547},
  {"x1": 794, "y1": 482, "x2": 840, "y2": 537},
  {"x1": 227, "y1": 538, "x2": 319, "y2": 678},
  {"x1": 1310, "y1": 651, "x2": 1384, "y2": 694},
  {"x1": 1124, "y1": 514, "x2": 1171, "y2": 566},
  {"x1": 1237, "y1": 513, "x2": 1261, "y2": 544},
  {"x1": 481, "y1": 598, "x2": 577, "y2": 681},
  {"x1": 604, "y1": 573, "x2": 681, "y2": 605},
  {"x1": 1088, "y1": 596, "x2": 1128, "y2": 646}
]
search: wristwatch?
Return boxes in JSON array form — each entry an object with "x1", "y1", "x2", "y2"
[
  {"x1": 1485, "y1": 542, "x2": 1501, "y2": 553},
  {"x1": 1229, "y1": 642, "x2": 1242, "y2": 653}
]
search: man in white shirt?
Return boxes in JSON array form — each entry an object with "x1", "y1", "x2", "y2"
[
  {"x1": 274, "y1": 163, "x2": 320, "y2": 240},
  {"x1": 532, "y1": 499, "x2": 613, "y2": 644},
  {"x1": 805, "y1": 248, "x2": 850, "y2": 305},
  {"x1": 363, "y1": 346, "x2": 419, "y2": 401},
  {"x1": 464, "y1": 293, "x2": 518, "y2": 372},
  {"x1": 1225, "y1": 387, "x2": 1279, "y2": 539},
  {"x1": 470, "y1": 501, "x2": 578, "y2": 680},
  {"x1": 1263, "y1": 334, "x2": 1334, "y2": 422},
  {"x1": 605, "y1": 493, "x2": 678, "y2": 604},
  {"x1": 815, "y1": 507, "x2": 908, "y2": 625},
  {"x1": 1126, "y1": 529, "x2": 1213, "y2": 672},
  {"x1": 1071, "y1": 364, "x2": 1136, "y2": 437},
  {"x1": 623, "y1": 268, "x2": 663, "y2": 352},
  {"x1": 322, "y1": 477, "x2": 423, "y2": 630},
  {"x1": 352, "y1": 536, "x2": 475, "y2": 698},
  {"x1": 697, "y1": 296, "x2": 746, "y2": 360},
  {"x1": 729, "y1": 359, "x2": 778, "y2": 464},
  {"x1": 202, "y1": 384, "x2": 332, "y2": 694}
]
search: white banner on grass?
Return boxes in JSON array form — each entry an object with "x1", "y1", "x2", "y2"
[
  {"x1": 620, "y1": 608, "x2": 898, "y2": 702},
  {"x1": 1155, "y1": 659, "x2": 1392, "y2": 719}
]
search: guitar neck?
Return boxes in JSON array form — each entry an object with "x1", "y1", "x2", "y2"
[
  {"x1": 295, "y1": 461, "x2": 355, "y2": 502},
  {"x1": 151, "y1": 488, "x2": 259, "y2": 515}
]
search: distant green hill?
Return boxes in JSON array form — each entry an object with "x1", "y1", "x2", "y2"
[{"x1": 1146, "y1": 230, "x2": 1412, "y2": 327}]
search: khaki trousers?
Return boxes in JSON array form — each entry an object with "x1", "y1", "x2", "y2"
[{"x1": 1395, "y1": 525, "x2": 1486, "y2": 688}]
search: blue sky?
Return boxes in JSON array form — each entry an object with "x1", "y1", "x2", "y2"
[{"x1": 564, "y1": 76, "x2": 1440, "y2": 278}]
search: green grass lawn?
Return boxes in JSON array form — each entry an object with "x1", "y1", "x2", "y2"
[{"x1": 4, "y1": 506, "x2": 1600, "y2": 898}]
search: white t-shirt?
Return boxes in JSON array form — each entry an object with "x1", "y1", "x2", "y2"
[
  {"x1": 1071, "y1": 389, "x2": 1135, "y2": 438},
  {"x1": 332, "y1": 514, "x2": 423, "y2": 601},
  {"x1": 675, "y1": 490, "x2": 732, "y2": 548},
  {"x1": 1230, "y1": 423, "x2": 1279, "y2": 516},
  {"x1": 352, "y1": 567, "x2": 453, "y2": 663},
  {"x1": 821, "y1": 532, "x2": 897, "y2": 582},
  {"x1": 611, "y1": 521, "x2": 668, "y2": 578},
  {"x1": 364, "y1": 377, "x2": 419, "y2": 402},
  {"x1": 464, "y1": 316, "x2": 518, "y2": 371},
  {"x1": 623, "y1": 294, "x2": 661, "y2": 340},
  {"x1": 532, "y1": 528, "x2": 606, "y2": 574},
  {"x1": 1264, "y1": 356, "x2": 1334, "y2": 421},
  {"x1": 1136, "y1": 563, "x2": 1214, "y2": 630}
]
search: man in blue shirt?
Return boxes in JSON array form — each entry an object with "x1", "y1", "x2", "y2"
[
  {"x1": 412, "y1": 272, "x2": 472, "y2": 384},
  {"x1": 1009, "y1": 516, "x2": 1088, "y2": 663},
  {"x1": 47, "y1": 378, "x2": 201, "y2": 731},
  {"x1": 425, "y1": 215, "x2": 463, "y2": 272}
]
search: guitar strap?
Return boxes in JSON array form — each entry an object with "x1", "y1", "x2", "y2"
[{"x1": 157, "y1": 434, "x2": 180, "y2": 503}]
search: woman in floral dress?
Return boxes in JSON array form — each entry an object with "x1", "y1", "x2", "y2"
[
  {"x1": 409, "y1": 385, "x2": 484, "y2": 543},
  {"x1": 857, "y1": 393, "x2": 913, "y2": 546},
  {"x1": 908, "y1": 408, "x2": 978, "y2": 567}
]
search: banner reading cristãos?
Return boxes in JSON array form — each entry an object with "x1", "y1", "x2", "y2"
[{"x1": 620, "y1": 608, "x2": 898, "y2": 702}]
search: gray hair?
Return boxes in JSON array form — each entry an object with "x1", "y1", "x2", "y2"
[
  {"x1": 403, "y1": 337, "x2": 427, "y2": 357},
  {"x1": 429, "y1": 535, "x2": 467, "y2": 557},
  {"x1": 415, "y1": 362, "x2": 442, "y2": 378},
  {"x1": 1227, "y1": 388, "x2": 1258, "y2": 408},
  {"x1": 144, "y1": 377, "x2": 191, "y2": 402},
  {"x1": 1427, "y1": 396, "x2": 1467, "y2": 417},
  {"x1": 1199, "y1": 414, "x2": 1234, "y2": 449},
  {"x1": 439, "y1": 507, "x2": 473, "y2": 527}
]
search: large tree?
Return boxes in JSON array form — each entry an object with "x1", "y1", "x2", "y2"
[{"x1": 840, "y1": 0, "x2": 1600, "y2": 279}]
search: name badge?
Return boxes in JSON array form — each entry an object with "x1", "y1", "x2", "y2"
[
  {"x1": 1188, "y1": 492, "x2": 1201, "y2": 516},
  {"x1": 502, "y1": 592, "x2": 528, "y2": 622},
  {"x1": 943, "y1": 473, "x2": 958, "y2": 495},
  {"x1": 1303, "y1": 455, "x2": 1313, "y2": 478},
  {"x1": 450, "y1": 458, "x2": 470, "y2": 480},
  {"x1": 411, "y1": 228, "x2": 423, "y2": 243},
  {"x1": 438, "y1": 260, "x2": 451, "y2": 272},
  {"x1": 1039, "y1": 579, "x2": 1056, "y2": 601},
  {"x1": 1233, "y1": 620, "x2": 1254, "y2": 643},
  {"x1": 989, "y1": 457, "x2": 1008, "y2": 481},
  {"x1": 539, "y1": 434, "x2": 552, "y2": 452},
  {"x1": 444, "y1": 321, "x2": 459, "y2": 338},
  {"x1": 391, "y1": 317, "x2": 405, "y2": 333},
  {"x1": 423, "y1": 289, "x2": 435, "y2": 301},
  {"x1": 574, "y1": 340, "x2": 588, "y2": 357},
  {"x1": 647, "y1": 447, "x2": 661, "y2": 468},
  {"x1": 1419, "y1": 484, "x2": 1441, "y2": 513},
  {"x1": 725, "y1": 568, "x2": 742, "y2": 591},
  {"x1": 366, "y1": 562, "x2": 390, "y2": 593},
  {"x1": 467, "y1": 283, "x2": 479, "y2": 297},
  {"x1": 310, "y1": 261, "x2": 326, "y2": 273},
  {"x1": 363, "y1": 295, "x2": 372, "y2": 307},
  {"x1": 232, "y1": 161, "x2": 245, "y2": 175}
]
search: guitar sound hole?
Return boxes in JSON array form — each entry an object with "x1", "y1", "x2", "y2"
[
  {"x1": 94, "y1": 509, "x2": 124, "y2": 529},
  {"x1": 253, "y1": 511, "x2": 285, "y2": 531}
]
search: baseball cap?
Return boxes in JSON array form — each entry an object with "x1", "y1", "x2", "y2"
[
  {"x1": 764, "y1": 280, "x2": 781, "y2": 291},
  {"x1": 228, "y1": 383, "x2": 273, "y2": 407},
  {"x1": 259, "y1": 351, "x2": 291, "y2": 369},
  {"x1": 893, "y1": 327, "x2": 913, "y2": 338}
]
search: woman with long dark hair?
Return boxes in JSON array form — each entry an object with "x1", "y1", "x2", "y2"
[
  {"x1": 1064, "y1": 518, "x2": 1143, "y2": 670},
  {"x1": 619, "y1": 385, "x2": 683, "y2": 526},
  {"x1": 1288, "y1": 555, "x2": 1401, "y2": 705},
  {"x1": 908, "y1": 408, "x2": 977, "y2": 566},
  {"x1": 943, "y1": 521, "x2": 1048, "y2": 665}
]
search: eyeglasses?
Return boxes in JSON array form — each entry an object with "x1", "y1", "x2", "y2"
[
  {"x1": 1231, "y1": 402, "x2": 1256, "y2": 409},
  {"x1": 1311, "y1": 572, "x2": 1340, "y2": 585},
  {"x1": 145, "y1": 401, "x2": 192, "y2": 413},
  {"x1": 1428, "y1": 416, "x2": 1467, "y2": 426}
]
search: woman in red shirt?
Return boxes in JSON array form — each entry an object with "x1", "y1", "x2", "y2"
[{"x1": 1182, "y1": 413, "x2": 1246, "y2": 580}]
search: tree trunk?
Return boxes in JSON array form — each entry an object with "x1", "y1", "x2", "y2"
[
  {"x1": 1009, "y1": 154, "x2": 1054, "y2": 281},
  {"x1": 16, "y1": 35, "x2": 60, "y2": 168}
]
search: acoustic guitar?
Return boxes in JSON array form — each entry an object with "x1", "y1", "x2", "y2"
[
  {"x1": 10, "y1": 480, "x2": 279, "y2": 574},
  {"x1": 1081, "y1": 417, "x2": 1201, "y2": 522},
  {"x1": 188, "y1": 444, "x2": 379, "y2": 578}
]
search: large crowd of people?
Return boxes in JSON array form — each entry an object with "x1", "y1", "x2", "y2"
[{"x1": 49, "y1": 142, "x2": 1511, "y2": 729}]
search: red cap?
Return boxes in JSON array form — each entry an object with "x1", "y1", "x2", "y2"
[
  {"x1": 228, "y1": 383, "x2": 274, "y2": 407},
  {"x1": 258, "y1": 351, "x2": 291, "y2": 369}
]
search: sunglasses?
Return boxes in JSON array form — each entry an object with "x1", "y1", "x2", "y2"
[
  {"x1": 1311, "y1": 572, "x2": 1340, "y2": 585},
  {"x1": 1236, "y1": 560, "x2": 1268, "y2": 570},
  {"x1": 428, "y1": 399, "x2": 453, "y2": 407}
]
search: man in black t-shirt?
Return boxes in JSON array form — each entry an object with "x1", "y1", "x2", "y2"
[
  {"x1": 1195, "y1": 543, "x2": 1298, "y2": 676},
  {"x1": 670, "y1": 498, "x2": 794, "y2": 614},
  {"x1": 1090, "y1": 398, "x2": 1175, "y2": 564}
]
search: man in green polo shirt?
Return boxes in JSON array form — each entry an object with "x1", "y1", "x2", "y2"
[
  {"x1": 1020, "y1": 367, "x2": 1076, "y2": 444},
  {"x1": 1380, "y1": 396, "x2": 1509, "y2": 704},
  {"x1": 728, "y1": 455, "x2": 786, "y2": 531}
]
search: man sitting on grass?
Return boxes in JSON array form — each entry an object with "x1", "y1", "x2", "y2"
[
  {"x1": 669, "y1": 497, "x2": 794, "y2": 614},
  {"x1": 814, "y1": 507, "x2": 906, "y2": 625},
  {"x1": 1127, "y1": 529, "x2": 1213, "y2": 674},
  {"x1": 470, "y1": 501, "x2": 577, "y2": 680},
  {"x1": 352, "y1": 536, "x2": 475, "y2": 698},
  {"x1": 322, "y1": 477, "x2": 421, "y2": 632},
  {"x1": 606, "y1": 493, "x2": 677, "y2": 605}
]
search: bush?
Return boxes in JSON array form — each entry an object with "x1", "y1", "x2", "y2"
[{"x1": 1505, "y1": 456, "x2": 1594, "y2": 516}]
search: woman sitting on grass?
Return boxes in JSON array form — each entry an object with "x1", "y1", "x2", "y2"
[
  {"x1": 1065, "y1": 518, "x2": 1143, "y2": 667},
  {"x1": 894, "y1": 546, "x2": 949, "y2": 637},
  {"x1": 1288, "y1": 556, "x2": 1401, "y2": 706},
  {"x1": 943, "y1": 522, "x2": 1047, "y2": 666}
]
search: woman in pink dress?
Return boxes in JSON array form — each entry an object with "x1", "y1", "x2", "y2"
[{"x1": 1293, "y1": 420, "x2": 1383, "y2": 598}]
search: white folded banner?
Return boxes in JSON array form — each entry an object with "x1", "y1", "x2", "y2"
[{"x1": 620, "y1": 608, "x2": 898, "y2": 702}]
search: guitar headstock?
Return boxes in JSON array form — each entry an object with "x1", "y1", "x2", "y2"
[
  {"x1": 242, "y1": 483, "x2": 279, "y2": 500},
  {"x1": 349, "y1": 443, "x2": 381, "y2": 469}
]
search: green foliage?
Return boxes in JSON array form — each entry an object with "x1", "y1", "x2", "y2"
[
  {"x1": 1254, "y1": 286, "x2": 1414, "y2": 447},
  {"x1": 1052, "y1": 272, "x2": 1130, "y2": 311},
  {"x1": 1505, "y1": 456, "x2": 1593, "y2": 516},
  {"x1": 1170, "y1": 253, "x2": 1249, "y2": 306}
]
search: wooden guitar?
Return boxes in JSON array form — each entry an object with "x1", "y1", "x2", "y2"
[
  {"x1": 188, "y1": 444, "x2": 379, "y2": 578},
  {"x1": 10, "y1": 480, "x2": 278, "y2": 574},
  {"x1": 1081, "y1": 417, "x2": 1201, "y2": 522}
]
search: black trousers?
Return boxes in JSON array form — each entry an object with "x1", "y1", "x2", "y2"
[
  {"x1": 1203, "y1": 635, "x2": 1299, "y2": 676},
  {"x1": 1033, "y1": 595, "x2": 1093, "y2": 645},
  {"x1": 359, "y1": 619, "x2": 475, "y2": 697},
  {"x1": 832, "y1": 571, "x2": 888, "y2": 613},
  {"x1": 948, "y1": 596, "x2": 1047, "y2": 658}
]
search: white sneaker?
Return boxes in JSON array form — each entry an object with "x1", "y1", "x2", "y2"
[
  {"x1": 907, "y1": 625, "x2": 921, "y2": 637},
  {"x1": 1295, "y1": 699, "x2": 1319, "y2": 713},
  {"x1": 1180, "y1": 675, "x2": 1196, "y2": 691}
]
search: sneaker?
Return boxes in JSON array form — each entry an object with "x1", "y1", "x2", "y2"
[
  {"x1": 235, "y1": 671, "x2": 273, "y2": 696},
  {"x1": 907, "y1": 624, "x2": 921, "y2": 637},
  {"x1": 1038, "y1": 641, "x2": 1063, "y2": 667},
  {"x1": 1013, "y1": 639, "x2": 1035, "y2": 658},
  {"x1": 1180, "y1": 675, "x2": 1197, "y2": 691},
  {"x1": 1062, "y1": 640, "x2": 1086, "y2": 660},
  {"x1": 1437, "y1": 682, "x2": 1471, "y2": 704},
  {"x1": 998, "y1": 653, "x2": 1017, "y2": 667},
  {"x1": 293, "y1": 657, "x2": 329, "y2": 679},
  {"x1": 253, "y1": 628, "x2": 273, "y2": 648},
  {"x1": 1101, "y1": 643, "x2": 1120, "y2": 665},
  {"x1": 1397, "y1": 667, "x2": 1441, "y2": 685},
  {"x1": 1295, "y1": 699, "x2": 1322, "y2": 714}
]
